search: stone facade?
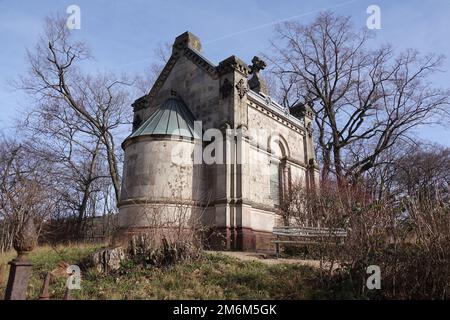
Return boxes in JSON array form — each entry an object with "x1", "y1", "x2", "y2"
[{"x1": 118, "y1": 31, "x2": 319, "y2": 252}]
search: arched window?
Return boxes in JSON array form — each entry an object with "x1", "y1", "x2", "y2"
[
  {"x1": 270, "y1": 160, "x2": 281, "y2": 206},
  {"x1": 268, "y1": 135, "x2": 290, "y2": 207}
]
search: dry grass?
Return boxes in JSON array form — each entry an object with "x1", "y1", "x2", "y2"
[
  {"x1": 0, "y1": 243, "x2": 105, "y2": 299},
  {"x1": 0, "y1": 243, "x2": 324, "y2": 300}
]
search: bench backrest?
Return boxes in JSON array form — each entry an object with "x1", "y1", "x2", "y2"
[{"x1": 273, "y1": 226, "x2": 347, "y2": 237}]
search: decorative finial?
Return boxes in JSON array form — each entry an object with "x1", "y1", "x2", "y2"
[
  {"x1": 173, "y1": 31, "x2": 202, "y2": 52},
  {"x1": 248, "y1": 56, "x2": 268, "y2": 95},
  {"x1": 249, "y1": 56, "x2": 267, "y2": 74},
  {"x1": 13, "y1": 218, "x2": 37, "y2": 258}
]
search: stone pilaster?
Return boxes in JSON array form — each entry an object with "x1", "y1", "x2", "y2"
[{"x1": 214, "y1": 56, "x2": 251, "y2": 250}]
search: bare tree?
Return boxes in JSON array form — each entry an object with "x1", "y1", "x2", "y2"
[
  {"x1": 16, "y1": 15, "x2": 133, "y2": 204},
  {"x1": 283, "y1": 179, "x2": 450, "y2": 299},
  {"x1": 0, "y1": 139, "x2": 59, "y2": 252},
  {"x1": 267, "y1": 12, "x2": 450, "y2": 185},
  {"x1": 372, "y1": 143, "x2": 450, "y2": 200},
  {"x1": 134, "y1": 42, "x2": 171, "y2": 95},
  {"x1": 10, "y1": 14, "x2": 171, "y2": 243},
  {"x1": 22, "y1": 97, "x2": 112, "y2": 238}
]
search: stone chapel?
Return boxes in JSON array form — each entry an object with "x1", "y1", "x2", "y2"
[{"x1": 118, "y1": 31, "x2": 319, "y2": 251}]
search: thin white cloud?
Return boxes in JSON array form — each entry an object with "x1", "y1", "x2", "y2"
[
  {"x1": 115, "y1": 0, "x2": 362, "y2": 69},
  {"x1": 204, "y1": 0, "x2": 361, "y2": 44}
]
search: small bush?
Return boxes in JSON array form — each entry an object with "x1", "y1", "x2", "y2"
[
  {"x1": 283, "y1": 181, "x2": 450, "y2": 299},
  {"x1": 128, "y1": 235, "x2": 202, "y2": 267}
]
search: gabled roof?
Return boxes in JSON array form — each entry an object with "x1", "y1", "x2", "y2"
[
  {"x1": 132, "y1": 32, "x2": 251, "y2": 112},
  {"x1": 130, "y1": 98, "x2": 201, "y2": 139}
]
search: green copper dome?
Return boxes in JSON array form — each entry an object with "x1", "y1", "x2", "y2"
[{"x1": 130, "y1": 98, "x2": 201, "y2": 139}]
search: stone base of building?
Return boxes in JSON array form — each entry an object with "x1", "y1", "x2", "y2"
[
  {"x1": 113, "y1": 226, "x2": 199, "y2": 248},
  {"x1": 114, "y1": 226, "x2": 275, "y2": 253},
  {"x1": 206, "y1": 227, "x2": 275, "y2": 252}
]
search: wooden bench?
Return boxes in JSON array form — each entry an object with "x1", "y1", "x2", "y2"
[{"x1": 272, "y1": 226, "x2": 347, "y2": 258}]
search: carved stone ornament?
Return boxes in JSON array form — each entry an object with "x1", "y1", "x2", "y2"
[
  {"x1": 249, "y1": 56, "x2": 267, "y2": 74},
  {"x1": 235, "y1": 79, "x2": 248, "y2": 99},
  {"x1": 248, "y1": 56, "x2": 268, "y2": 95},
  {"x1": 132, "y1": 114, "x2": 142, "y2": 131},
  {"x1": 13, "y1": 218, "x2": 37, "y2": 256},
  {"x1": 306, "y1": 122, "x2": 313, "y2": 137},
  {"x1": 220, "y1": 78, "x2": 233, "y2": 99}
]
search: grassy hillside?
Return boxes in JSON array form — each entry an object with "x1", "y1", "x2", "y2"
[
  {"x1": 0, "y1": 244, "x2": 104, "y2": 299},
  {"x1": 0, "y1": 244, "x2": 327, "y2": 300}
]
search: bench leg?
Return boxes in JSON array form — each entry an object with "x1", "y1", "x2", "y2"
[{"x1": 275, "y1": 243, "x2": 280, "y2": 259}]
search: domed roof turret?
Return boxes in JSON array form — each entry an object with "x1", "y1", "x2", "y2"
[{"x1": 130, "y1": 98, "x2": 201, "y2": 139}]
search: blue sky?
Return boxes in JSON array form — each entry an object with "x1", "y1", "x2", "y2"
[{"x1": 1, "y1": 0, "x2": 449, "y2": 145}]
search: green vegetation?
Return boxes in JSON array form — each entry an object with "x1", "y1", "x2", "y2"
[
  {"x1": 0, "y1": 244, "x2": 327, "y2": 300},
  {"x1": 0, "y1": 244, "x2": 104, "y2": 299}
]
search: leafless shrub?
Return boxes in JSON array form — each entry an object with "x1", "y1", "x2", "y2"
[
  {"x1": 284, "y1": 181, "x2": 450, "y2": 299},
  {"x1": 0, "y1": 139, "x2": 59, "y2": 252},
  {"x1": 126, "y1": 203, "x2": 205, "y2": 267}
]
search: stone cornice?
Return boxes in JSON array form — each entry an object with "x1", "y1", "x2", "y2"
[
  {"x1": 119, "y1": 197, "x2": 209, "y2": 208},
  {"x1": 139, "y1": 47, "x2": 220, "y2": 108},
  {"x1": 121, "y1": 133, "x2": 201, "y2": 150},
  {"x1": 147, "y1": 53, "x2": 180, "y2": 100},
  {"x1": 247, "y1": 91, "x2": 306, "y2": 134},
  {"x1": 217, "y1": 55, "x2": 251, "y2": 76},
  {"x1": 183, "y1": 47, "x2": 218, "y2": 79},
  {"x1": 132, "y1": 95, "x2": 150, "y2": 112},
  {"x1": 133, "y1": 35, "x2": 251, "y2": 112},
  {"x1": 120, "y1": 196, "x2": 282, "y2": 215},
  {"x1": 213, "y1": 197, "x2": 281, "y2": 214}
]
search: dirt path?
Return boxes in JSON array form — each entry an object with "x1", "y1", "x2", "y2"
[{"x1": 208, "y1": 251, "x2": 328, "y2": 269}]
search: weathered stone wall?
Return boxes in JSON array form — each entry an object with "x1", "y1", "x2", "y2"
[
  {"x1": 214, "y1": 91, "x2": 316, "y2": 250},
  {"x1": 120, "y1": 32, "x2": 319, "y2": 252},
  {"x1": 246, "y1": 102, "x2": 306, "y2": 162},
  {"x1": 118, "y1": 203, "x2": 204, "y2": 229},
  {"x1": 136, "y1": 56, "x2": 224, "y2": 131},
  {"x1": 120, "y1": 137, "x2": 205, "y2": 203},
  {"x1": 119, "y1": 136, "x2": 209, "y2": 231},
  {"x1": 239, "y1": 100, "x2": 309, "y2": 222}
]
